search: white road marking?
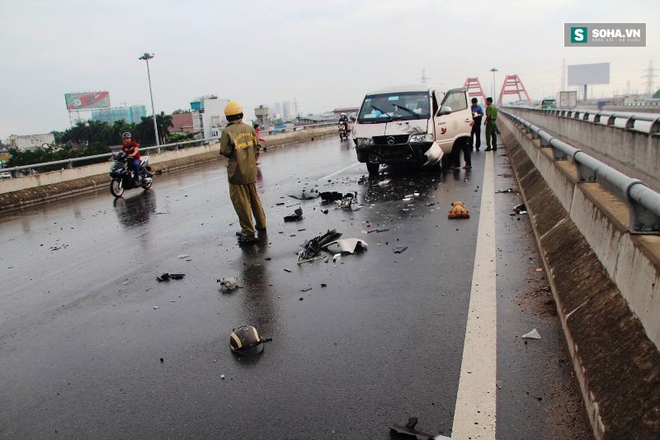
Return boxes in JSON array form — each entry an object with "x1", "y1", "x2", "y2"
[
  {"x1": 318, "y1": 162, "x2": 362, "y2": 181},
  {"x1": 451, "y1": 152, "x2": 498, "y2": 439}
]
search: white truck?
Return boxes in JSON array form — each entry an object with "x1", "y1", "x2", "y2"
[
  {"x1": 558, "y1": 91, "x2": 578, "y2": 109},
  {"x1": 352, "y1": 85, "x2": 472, "y2": 174}
]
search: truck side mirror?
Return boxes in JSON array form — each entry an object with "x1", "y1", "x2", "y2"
[{"x1": 437, "y1": 106, "x2": 453, "y2": 116}]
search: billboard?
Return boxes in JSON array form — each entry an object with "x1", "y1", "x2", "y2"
[
  {"x1": 65, "y1": 92, "x2": 111, "y2": 110},
  {"x1": 567, "y1": 63, "x2": 610, "y2": 86}
]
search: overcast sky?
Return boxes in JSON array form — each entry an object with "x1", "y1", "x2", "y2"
[{"x1": 0, "y1": 0, "x2": 656, "y2": 140}]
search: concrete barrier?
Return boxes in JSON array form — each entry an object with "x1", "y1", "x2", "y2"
[
  {"x1": 508, "y1": 108, "x2": 660, "y2": 192},
  {"x1": 0, "y1": 126, "x2": 337, "y2": 211},
  {"x1": 500, "y1": 117, "x2": 660, "y2": 439}
]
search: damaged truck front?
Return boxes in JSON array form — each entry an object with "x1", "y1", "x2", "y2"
[{"x1": 352, "y1": 86, "x2": 472, "y2": 175}]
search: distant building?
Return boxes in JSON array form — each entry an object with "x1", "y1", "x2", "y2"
[
  {"x1": 190, "y1": 95, "x2": 229, "y2": 139},
  {"x1": 170, "y1": 113, "x2": 195, "y2": 134},
  {"x1": 333, "y1": 107, "x2": 359, "y2": 119},
  {"x1": 91, "y1": 105, "x2": 147, "y2": 124},
  {"x1": 6, "y1": 133, "x2": 55, "y2": 151}
]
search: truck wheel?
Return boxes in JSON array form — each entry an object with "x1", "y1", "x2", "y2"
[{"x1": 366, "y1": 162, "x2": 380, "y2": 175}]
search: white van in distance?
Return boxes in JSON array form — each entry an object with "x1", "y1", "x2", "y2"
[{"x1": 352, "y1": 85, "x2": 472, "y2": 174}]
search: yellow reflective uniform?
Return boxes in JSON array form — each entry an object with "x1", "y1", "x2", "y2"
[{"x1": 220, "y1": 121, "x2": 267, "y2": 236}]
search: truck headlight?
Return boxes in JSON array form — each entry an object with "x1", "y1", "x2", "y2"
[
  {"x1": 410, "y1": 133, "x2": 433, "y2": 143},
  {"x1": 356, "y1": 138, "x2": 374, "y2": 146}
]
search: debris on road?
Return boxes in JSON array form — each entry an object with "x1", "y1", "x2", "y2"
[
  {"x1": 325, "y1": 238, "x2": 368, "y2": 254},
  {"x1": 217, "y1": 276, "x2": 239, "y2": 291},
  {"x1": 229, "y1": 325, "x2": 264, "y2": 357},
  {"x1": 513, "y1": 203, "x2": 528, "y2": 215},
  {"x1": 448, "y1": 201, "x2": 470, "y2": 219},
  {"x1": 300, "y1": 287, "x2": 312, "y2": 292},
  {"x1": 367, "y1": 227, "x2": 389, "y2": 234},
  {"x1": 522, "y1": 328, "x2": 541, "y2": 340},
  {"x1": 340, "y1": 192, "x2": 361, "y2": 211},
  {"x1": 319, "y1": 191, "x2": 344, "y2": 203},
  {"x1": 156, "y1": 273, "x2": 186, "y2": 282},
  {"x1": 389, "y1": 413, "x2": 443, "y2": 439},
  {"x1": 288, "y1": 187, "x2": 319, "y2": 200},
  {"x1": 284, "y1": 207, "x2": 303, "y2": 222},
  {"x1": 297, "y1": 229, "x2": 342, "y2": 264},
  {"x1": 284, "y1": 268, "x2": 292, "y2": 273},
  {"x1": 393, "y1": 245, "x2": 408, "y2": 254},
  {"x1": 496, "y1": 188, "x2": 516, "y2": 193}
]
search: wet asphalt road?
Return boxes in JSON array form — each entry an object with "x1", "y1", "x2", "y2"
[{"x1": 0, "y1": 136, "x2": 591, "y2": 439}]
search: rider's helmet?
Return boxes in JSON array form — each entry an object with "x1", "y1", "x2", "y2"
[
  {"x1": 229, "y1": 325, "x2": 264, "y2": 356},
  {"x1": 224, "y1": 101, "x2": 244, "y2": 122},
  {"x1": 122, "y1": 132, "x2": 132, "y2": 139}
]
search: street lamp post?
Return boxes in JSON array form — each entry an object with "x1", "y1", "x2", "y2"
[
  {"x1": 490, "y1": 67, "x2": 498, "y2": 100},
  {"x1": 138, "y1": 53, "x2": 160, "y2": 147}
]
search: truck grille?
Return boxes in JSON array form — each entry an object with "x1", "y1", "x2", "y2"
[{"x1": 372, "y1": 135, "x2": 410, "y2": 146}]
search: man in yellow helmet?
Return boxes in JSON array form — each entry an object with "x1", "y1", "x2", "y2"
[{"x1": 220, "y1": 101, "x2": 267, "y2": 244}]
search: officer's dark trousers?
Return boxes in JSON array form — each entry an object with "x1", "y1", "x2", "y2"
[{"x1": 229, "y1": 182, "x2": 267, "y2": 236}]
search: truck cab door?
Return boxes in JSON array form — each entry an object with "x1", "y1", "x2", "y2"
[{"x1": 433, "y1": 88, "x2": 471, "y2": 154}]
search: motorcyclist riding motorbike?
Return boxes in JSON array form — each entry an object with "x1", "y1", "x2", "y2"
[
  {"x1": 121, "y1": 132, "x2": 141, "y2": 185},
  {"x1": 338, "y1": 113, "x2": 349, "y2": 140}
]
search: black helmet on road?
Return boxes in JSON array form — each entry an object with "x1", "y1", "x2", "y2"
[
  {"x1": 122, "y1": 132, "x2": 132, "y2": 139},
  {"x1": 229, "y1": 325, "x2": 264, "y2": 356}
]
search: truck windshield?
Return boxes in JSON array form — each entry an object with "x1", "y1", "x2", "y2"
[{"x1": 357, "y1": 92, "x2": 430, "y2": 123}]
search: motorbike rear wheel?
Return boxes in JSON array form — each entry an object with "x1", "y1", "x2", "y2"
[
  {"x1": 141, "y1": 177, "x2": 153, "y2": 190},
  {"x1": 110, "y1": 178, "x2": 124, "y2": 198}
]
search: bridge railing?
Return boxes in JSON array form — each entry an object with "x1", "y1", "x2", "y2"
[
  {"x1": 503, "y1": 110, "x2": 660, "y2": 235},
  {"x1": 506, "y1": 106, "x2": 660, "y2": 134},
  {"x1": 0, "y1": 122, "x2": 337, "y2": 178}
]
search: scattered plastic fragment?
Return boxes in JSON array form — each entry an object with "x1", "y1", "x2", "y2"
[
  {"x1": 448, "y1": 201, "x2": 470, "y2": 219},
  {"x1": 284, "y1": 207, "x2": 303, "y2": 222},
  {"x1": 393, "y1": 245, "x2": 408, "y2": 254},
  {"x1": 513, "y1": 203, "x2": 528, "y2": 215},
  {"x1": 156, "y1": 273, "x2": 186, "y2": 282},
  {"x1": 340, "y1": 193, "x2": 361, "y2": 211},
  {"x1": 153, "y1": 306, "x2": 160, "y2": 310},
  {"x1": 217, "y1": 277, "x2": 239, "y2": 291},
  {"x1": 297, "y1": 229, "x2": 342, "y2": 264},
  {"x1": 522, "y1": 329, "x2": 541, "y2": 339},
  {"x1": 319, "y1": 191, "x2": 343, "y2": 203},
  {"x1": 332, "y1": 253, "x2": 342, "y2": 263},
  {"x1": 389, "y1": 413, "x2": 442, "y2": 439},
  {"x1": 288, "y1": 187, "x2": 320, "y2": 200},
  {"x1": 325, "y1": 238, "x2": 368, "y2": 254},
  {"x1": 284, "y1": 268, "x2": 292, "y2": 273},
  {"x1": 367, "y1": 228, "x2": 390, "y2": 234},
  {"x1": 497, "y1": 188, "x2": 515, "y2": 193},
  {"x1": 177, "y1": 254, "x2": 190, "y2": 259},
  {"x1": 300, "y1": 287, "x2": 312, "y2": 292}
]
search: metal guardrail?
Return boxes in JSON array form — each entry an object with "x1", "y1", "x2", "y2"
[
  {"x1": 505, "y1": 106, "x2": 660, "y2": 134},
  {"x1": 503, "y1": 110, "x2": 660, "y2": 235},
  {"x1": 0, "y1": 122, "x2": 337, "y2": 177}
]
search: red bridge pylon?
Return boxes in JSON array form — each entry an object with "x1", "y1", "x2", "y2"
[
  {"x1": 497, "y1": 74, "x2": 531, "y2": 106},
  {"x1": 463, "y1": 77, "x2": 486, "y2": 103}
]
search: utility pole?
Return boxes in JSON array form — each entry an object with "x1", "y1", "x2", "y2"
[
  {"x1": 139, "y1": 53, "x2": 160, "y2": 147},
  {"x1": 642, "y1": 60, "x2": 657, "y2": 96},
  {"x1": 490, "y1": 68, "x2": 498, "y2": 98}
]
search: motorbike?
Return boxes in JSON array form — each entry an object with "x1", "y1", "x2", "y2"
[
  {"x1": 338, "y1": 122, "x2": 349, "y2": 141},
  {"x1": 109, "y1": 151, "x2": 153, "y2": 198}
]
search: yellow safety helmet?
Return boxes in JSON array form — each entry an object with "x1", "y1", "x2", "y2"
[{"x1": 224, "y1": 100, "x2": 243, "y2": 117}]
